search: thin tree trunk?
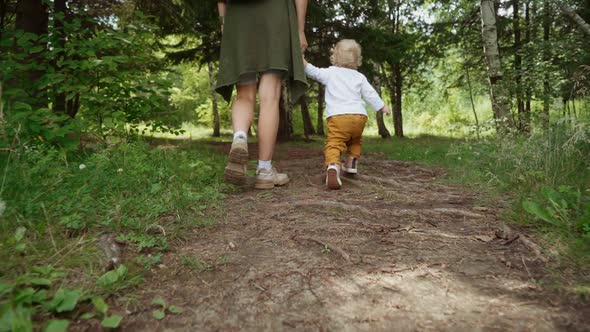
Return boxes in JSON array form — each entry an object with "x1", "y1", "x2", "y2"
[
  {"x1": 480, "y1": 0, "x2": 515, "y2": 133},
  {"x1": 560, "y1": 4, "x2": 590, "y2": 37},
  {"x1": 373, "y1": 64, "x2": 390, "y2": 138},
  {"x1": 465, "y1": 65, "x2": 481, "y2": 139},
  {"x1": 392, "y1": 63, "x2": 403, "y2": 138},
  {"x1": 542, "y1": 0, "x2": 552, "y2": 129},
  {"x1": 53, "y1": 0, "x2": 66, "y2": 115},
  {"x1": 0, "y1": 0, "x2": 7, "y2": 41},
  {"x1": 0, "y1": 82, "x2": 4, "y2": 138},
  {"x1": 386, "y1": 0, "x2": 403, "y2": 138},
  {"x1": 299, "y1": 94, "x2": 315, "y2": 138},
  {"x1": 524, "y1": 1, "x2": 532, "y2": 121},
  {"x1": 67, "y1": 94, "x2": 80, "y2": 118},
  {"x1": 316, "y1": 84, "x2": 325, "y2": 136},
  {"x1": 572, "y1": 98, "x2": 577, "y2": 119},
  {"x1": 15, "y1": 0, "x2": 48, "y2": 108},
  {"x1": 278, "y1": 82, "x2": 293, "y2": 141},
  {"x1": 513, "y1": 0, "x2": 525, "y2": 132},
  {"x1": 207, "y1": 62, "x2": 220, "y2": 137}
]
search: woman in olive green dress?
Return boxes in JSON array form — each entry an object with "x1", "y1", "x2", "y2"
[{"x1": 217, "y1": 0, "x2": 308, "y2": 189}]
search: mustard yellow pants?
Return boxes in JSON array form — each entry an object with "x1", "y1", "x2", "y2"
[{"x1": 325, "y1": 114, "x2": 368, "y2": 166}]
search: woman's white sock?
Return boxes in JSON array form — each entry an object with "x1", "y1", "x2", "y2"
[
  {"x1": 233, "y1": 131, "x2": 248, "y2": 142},
  {"x1": 258, "y1": 160, "x2": 272, "y2": 171}
]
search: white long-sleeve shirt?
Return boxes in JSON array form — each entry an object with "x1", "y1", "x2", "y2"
[{"x1": 305, "y1": 63, "x2": 385, "y2": 118}]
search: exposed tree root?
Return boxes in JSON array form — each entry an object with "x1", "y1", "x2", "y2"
[
  {"x1": 431, "y1": 208, "x2": 485, "y2": 219},
  {"x1": 497, "y1": 225, "x2": 549, "y2": 263},
  {"x1": 293, "y1": 236, "x2": 352, "y2": 263},
  {"x1": 273, "y1": 200, "x2": 373, "y2": 215}
]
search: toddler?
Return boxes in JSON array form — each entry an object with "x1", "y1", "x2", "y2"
[{"x1": 304, "y1": 39, "x2": 391, "y2": 189}]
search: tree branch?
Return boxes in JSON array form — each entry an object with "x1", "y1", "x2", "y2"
[{"x1": 560, "y1": 5, "x2": 590, "y2": 37}]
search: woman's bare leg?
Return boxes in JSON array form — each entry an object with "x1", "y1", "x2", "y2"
[
  {"x1": 257, "y1": 74, "x2": 282, "y2": 161},
  {"x1": 224, "y1": 83, "x2": 257, "y2": 185},
  {"x1": 232, "y1": 83, "x2": 257, "y2": 133}
]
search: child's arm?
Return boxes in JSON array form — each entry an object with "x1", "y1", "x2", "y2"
[
  {"x1": 361, "y1": 77, "x2": 390, "y2": 114},
  {"x1": 304, "y1": 60, "x2": 330, "y2": 85}
]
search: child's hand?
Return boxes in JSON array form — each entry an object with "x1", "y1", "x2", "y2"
[{"x1": 381, "y1": 105, "x2": 392, "y2": 115}]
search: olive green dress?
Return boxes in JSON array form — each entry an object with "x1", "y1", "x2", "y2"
[{"x1": 215, "y1": 0, "x2": 307, "y2": 103}]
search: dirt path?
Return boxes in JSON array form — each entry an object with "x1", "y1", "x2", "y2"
[{"x1": 124, "y1": 143, "x2": 589, "y2": 331}]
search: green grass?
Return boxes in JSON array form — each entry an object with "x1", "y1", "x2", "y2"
[{"x1": 0, "y1": 138, "x2": 230, "y2": 330}]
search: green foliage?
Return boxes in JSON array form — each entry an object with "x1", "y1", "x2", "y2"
[
  {"x1": 151, "y1": 297, "x2": 183, "y2": 321},
  {"x1": 100, "y1": 314, "x2": 123, "y2": 329},
  {"x1": 166, "y1": 62, "x2": 230, "y2": 128},
  {"x1": 0, "y1": 12, "x2": 180, "y2": 148},
  {"x1": 523, "y1": 186, "x2": 590, "y2": 236},
  {"x1": 180, "y1": 255, "x2": 212, "y2": 273},
  {"x1": 43, "y1": 319, "x2": 69, "y2": 332},
  {"x1": 95, "y1": 265, "x2": 140, "y2": 295},
  {"x1": 456, "y1": 120, "x2": 590, "y2": 258},
  {"x1": 0, "y1": 140, "x2": 228, "y2": 329},
  {"x1": 0, "y1": 141, "x2": 227, "y2": 243},
  {"x1": 364, "y1": 118, "x2": 590, "y2": 263},
  {"x1": 0, "y1": 265, "x2": 78, "y2": 332}
]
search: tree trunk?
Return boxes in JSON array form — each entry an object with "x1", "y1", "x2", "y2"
[
  {"x1": 513, "y1": 0, "x2": 526, "y2": 132},
  {"x1": 465, "y1": 65, "x2": 481, "y2": 139},
  {"x1": 67, "y1": 94, "x2": 80, "y2": 118},
  {"x1": 480, "y1": 0, "x2": 515, "y2": 133},
  {"x1": 277, "y1": 82, "x2": 293, "y2": 141},
  {"x1": 0, "y1": 0, "x2": 8, "y2": 40},
  {"x1": 53, "y1": 0, "x2": 67, "y2": 115},
  {"x1": 560, "y1": 4, "x2": 590, "y2": 37},
  {"x1": 16, "y1": 0, "x2": 47, "y2": 35},
  {"x1": 0, "y1": 82, "x2": 4, "y2": 137},
  {"x1": 15, "y1": 0, "x2": 48, "y2": 108},
  {"x1": 542, "y1": 0, "x2": 552, "y2": 129},
  {"x1": 373, "y1": 64, "x2": 390, "y2": 138},
  {"x1": 392, "y1": 63, "x2": 403, "y2": 138},
  {"x1": 524, "y1": 1, "x2": 533, "y2": 120},
  {"x1": 316, "y1": 84, "x2": 325, "y2": 136},
  {"x1": 208, "y1": 62, "x2": 220, "y2": 137},
  {"x1": 299, "y1": 94, "x2": 315, "y2": 138}
]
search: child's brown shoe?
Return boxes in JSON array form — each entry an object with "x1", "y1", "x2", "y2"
[{"x1": 326, "y1": 163, "x2": 342, "y2": 190}]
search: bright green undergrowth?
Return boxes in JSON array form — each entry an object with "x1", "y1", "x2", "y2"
[{"x1": 0, "y1": 139, "x2": 229, "y2": 331}]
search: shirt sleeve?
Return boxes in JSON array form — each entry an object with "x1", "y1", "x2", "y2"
[
  {"x1": 360, "y1": 76, "x2": 385, "y2": 111},
  {"x1": 304, "y1": 63, "x2": 330, "y2": 85}
]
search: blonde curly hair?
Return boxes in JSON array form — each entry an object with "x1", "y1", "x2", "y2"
[{"x1": 330, "y1": 39, "x2": 362, "y2": 69}]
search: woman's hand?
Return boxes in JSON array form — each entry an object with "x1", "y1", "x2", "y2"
[
  {"x1": 299, "y1": 31, "x2": 308, "y2": 52},
  {"x1": 381, "y1": 105, "x2": 392, "y2": 115}
]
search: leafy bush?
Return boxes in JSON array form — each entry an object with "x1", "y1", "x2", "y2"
[
  {"x1": 523, "y1": 186, "x2": 590, "y2": 237},
  {"x1": 0, "y1": 12, "x2": 180, "y2": 147}
]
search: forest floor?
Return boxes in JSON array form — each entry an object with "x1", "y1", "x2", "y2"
[{"x1": 119, "y1": 142, "x2": 590, "y2": 331}]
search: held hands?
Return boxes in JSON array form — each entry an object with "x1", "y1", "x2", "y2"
[{"x1": 381, "y1": 105, "x2": 392, "y2": 115}]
